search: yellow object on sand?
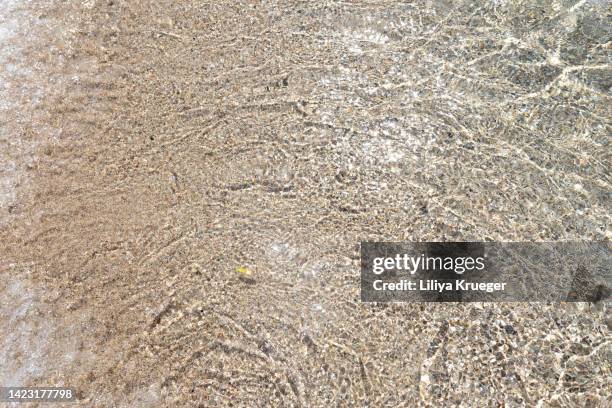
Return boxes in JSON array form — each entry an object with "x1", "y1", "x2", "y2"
[{"x1": 236, "y1": 266, "x2": 253, "y2": 276}]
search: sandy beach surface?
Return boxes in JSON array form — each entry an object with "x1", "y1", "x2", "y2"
[{"x1": 1, "y1": 1, "x2": 610, "y2": 406}]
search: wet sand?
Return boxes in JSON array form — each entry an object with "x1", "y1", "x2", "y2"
[{"x1": 1, "y1": 1, "x2": 610, "y2": 406}]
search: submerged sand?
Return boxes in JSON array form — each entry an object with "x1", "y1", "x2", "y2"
[{"x1": 0, "y1": 0, "x2": 610, "y2": 406}]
